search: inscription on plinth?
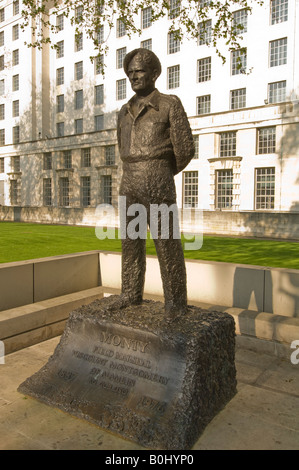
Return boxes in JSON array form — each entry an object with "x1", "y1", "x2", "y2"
[{"x1": 18, "y1": 298, "x2": 237, "y2": 449}]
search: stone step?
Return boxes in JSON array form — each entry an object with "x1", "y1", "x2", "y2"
[
  {"x1": 0, "y1": 287, "x2": 105, "y2": 354},
  {"x1": 1, "y1": 285, "x2": 299, "y2": 359}
]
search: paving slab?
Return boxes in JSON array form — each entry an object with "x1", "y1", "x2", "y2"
[{"x1": 0, "y1": 336, "x2": 299, "y2": 451}]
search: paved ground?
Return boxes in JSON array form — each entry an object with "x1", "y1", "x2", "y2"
[{"x1": 0, "y1": 336, "x2": 298, "y2": 451}]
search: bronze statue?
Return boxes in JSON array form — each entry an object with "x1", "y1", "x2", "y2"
[{"x1": 117, "y1": 48, "x2": 195, "y2": 316}]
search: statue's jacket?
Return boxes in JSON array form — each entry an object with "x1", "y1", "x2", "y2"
[{"x1": 117, "y1": 89, "x2": 195, "y2": 176}]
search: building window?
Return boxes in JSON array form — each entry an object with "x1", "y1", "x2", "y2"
[
  {"x1": 12, "y1": 74, "x2": 19, "y2": 91},
  {"x1": 0, "y1": 31, "x2": 4, "y2": 47},
  {"x1": 12, "y1": 24, "x2": 19, "y2": 41},
  {"x1": 81, "y1": 176, "x2": 91, "y2": 207},
  {"x1": 0, "y1": 104, "x2": 4, "y2": 120},
  {"x1": 95, "y1": 0, "x2": 104, "y2": 16},
  {"x1": 75, "y1": 5, "x2": 83, "y2": 23},
  {"x1": 271, "y1": 0, "x2": 288, "y2": 24},
  {"x1": 75, "y1": 32, "x2": 83, "y2": 52},
  {"x1": 63, "y1": 150, "x2": 72, "y2": 169},
  {"x1": 56, "y1": 14, "x2": 64, "y2": 31},
  {"x1": 116, "y1": 79, "x2": 126, "y2": 100},
  {"x1": 75, "y1": 89, "x2": 83, "y2": 109},
  {"x1": 116, "y1": 47, "x2": 126, "y2": 69},
  {"x1": 167, "y1": 65, "x2": 180, "y2": 89},
  {"x1": 56, "y1": 40, "x2": 64, "y2": 58},
  {"x1": 183, "y1": 171, "x2": 198, "y2": 208},
  {"x1": 13, "y1": 126, "x2": 20, "y2": 144},
  {"x1": 12, "y1": 49, "x2": 19, "y2": 66},
  {"x1": 117, "y1": 18, "x2": 126, "y2": 37},
  {"x1": 141, "y1": 39, "x2": 152, "y2": 50},
  {"x1": 258, "y1": 127, "x2": 276, "y2": 154},
  {"x1": 0, "y1": 129, "x2": 5, "y2": 146},
  {"x1": 197, "y1": 95, "x2": 211, "y2": 115},
  {"x1": 95, "y1": 114, "x2": 104, "y2": 131},
  {"x1": 56, "y1": 67, "x2": 64, "y2": 85},
  {"x1": 57, "y1": 94, "x2": 64, "y2": 113},
  {"x1": 75, "y1": 61, "x2": 83, "y2": 80},
  {"x1": 0, "y1": 55, "x2": 4, "y2": 71},
  {"x1": 269, "y1": 38, "x2": 287, "y2": 67},
  {"x1": 75, "y1": 118, "x2": 83, "y2": 134},
  {"x1": 169, "y1": 0, "x2": 180, "y2": 19},
  {"x1": 95, "y1": 55, "x2": 104, "y2": 75},
  {"x1": 198, "y1": 19, "x2": 212, "y2": 45},
  {"x1": 43, "y1": 152, "x2": 52, "y2": 170},
  {"x1": 13, "y1": 1, "x2": 19, "y2": 16},
  {"x1": 12, "y1": 156, "x2": 20, "y2": 172},
  {"x1": 10, "y1": 180, "x2": 20, "y2": 205},
  {"x1": 197, "y1": 57, "x2": 211, "y2": 82},
  {"x1": 105, "y1": 145, "x2": 115, "y2": 165},
  {"x1": 168, "y1": 31, "x2": 180, "y2": 54},
  {"x1": 216, "y1": 170, "x2": 233, "y2": 209},
  {"x1": 96, "y1": 25, "x2": 104, "y2": 44},
  {"x1": 59, "y1": 177, "x2": 70, "y2": 207},
  {"x1": 81, "y1": 148, "x2": 91, "y2": 168},
  {"x1": 43, "y1": 178, "x2": 52, "y2": 206},
  {"x1": 199, "y1": 0, "x2": 212, "y2": 5},
  {"x1": 102, "y1": 175, "x2": 112, "y2": 204},
  {"x1": 95, "y1": 84, "x2": 104, "y2": 105},
  {"x1": 0, "y1": 157, "x2": 4, "y2": 173},
  {"x1": 57, "y1": 122, "x2": 64, "y2": 137},
  {"x1": 12, "y1": 100, "x2": 19, "y2": 117},
  {"x1": 0, "y1": 8, "x2": 5, "y2": 23},
  {"x1": 0, "y1": 79, "x2": 4, "y2": 95},
  {"x1": 193, "y1": 135, "x2": 199, "y2": 159},
  {"x1": 233, "y1": 8, "x2": 248, "y2": 35},
  {"x1": 220, "y1": 132, "x2": 237, "y2": 157},
  {"x1": 142, "y1": 7, "x2": 152, "y2": 29},
  {"x1": 268, "y1": 80, "x2": 286, "y2": 103},
  {"x1": 230, "y1": 88, "x2": 246, "y2": 110},
  {"x1": 255, "y1": 167, "x2": 275, "y2": 209},
  {"x1": 231, "y1": 49, "x2": 247, "y2": 75}
]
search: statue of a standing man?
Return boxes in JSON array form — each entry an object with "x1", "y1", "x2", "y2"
[{"x1": 117, "y1": 48, "x2": 195, "y2": 316}]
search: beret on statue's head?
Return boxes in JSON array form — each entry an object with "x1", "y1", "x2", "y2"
[{"x1": 124, "y1": 48, "x2": 162, "y2": 78}]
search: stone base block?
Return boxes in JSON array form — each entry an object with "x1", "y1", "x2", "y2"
[{"x1": 18, "y1": 296, "x2": 237, "y2": 450}]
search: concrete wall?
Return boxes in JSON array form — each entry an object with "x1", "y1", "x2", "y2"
[
  {"x1": 0, "y1": 251, "x2": 100, "y2": 311},
  {"x1": 99, "y1": 251, "x2": 299, "y2": 318},
  {"x1": 1, "y1": 206, "x2": 299, "y2": 240},
  {"x1": 1, "y1": 250, "x2": 299, "y2": 318}
]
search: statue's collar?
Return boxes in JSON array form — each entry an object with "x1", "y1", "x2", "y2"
[{"x1": 126, "y1": 89, "x2": 160, "y2": 113}]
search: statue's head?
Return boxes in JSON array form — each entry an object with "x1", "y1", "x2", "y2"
[{"x1": 124, "y1": 49, "x2": 162, "y2": 96}]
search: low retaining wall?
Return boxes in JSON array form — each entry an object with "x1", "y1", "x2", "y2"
[
  {"x1": 2, "y1": 250, "x2": 299, "y2": 317},
  {"x1": 1, "y1": 206, "x2": 299, "y2": 240},
  {"x1": 0, "y1": 251, "x2": 100, "y2": 311},
  {"x1": 99, "y1": 251, "x2": 299, "y2": 318}
]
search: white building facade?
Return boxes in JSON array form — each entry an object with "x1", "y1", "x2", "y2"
[{"x1": 0, "y1": 0, "x2": 298, "y2": 232}]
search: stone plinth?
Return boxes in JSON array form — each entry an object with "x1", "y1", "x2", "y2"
[{"x1": 18, "y1": 296, "x2": 237, "y2": 450}]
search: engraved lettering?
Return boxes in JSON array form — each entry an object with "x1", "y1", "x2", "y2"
[
  {"x1": 72, "y1": 350, "x2": 108, "y2": 366},
  {"x1": 90, "y1": 367, "x2": 102, "y2": 377},
  {"x1": 137, "y1": 395, "x2": 167, "y2": 414},
  {"x1": 99, "y1": 330, "x2": 150, "y2": 354},
  {"x1": 57, "y1": 368, "x2": 77, "y2": 382},
  {"x1": 115, "y1": 351, "x2": 151, "y2": 369},
  {"x1": 92, "y1": 346, "x2": 114, "y2": 358},
  {"x1": 97, "y1": 380, "x2": 129, "y2": 396},
  {"x1": 101, "y1": 370, "x2": 136, "y2": 388},
  {"x1": 109, "y1": 361, "x2": 169, "y2": 385}
]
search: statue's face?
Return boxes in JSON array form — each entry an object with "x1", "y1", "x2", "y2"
[{"x1": 127, "y1": 55, "x2": 158, "y2": 96}]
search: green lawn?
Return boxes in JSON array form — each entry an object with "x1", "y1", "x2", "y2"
[{"x1": 0, "y1": 221, "x2": 298, "y2": 269}]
